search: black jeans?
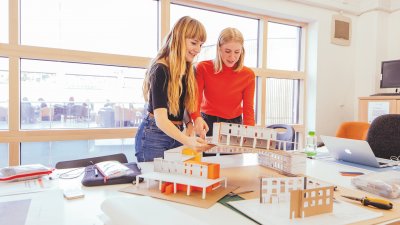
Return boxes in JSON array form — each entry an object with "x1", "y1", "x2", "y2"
[{"x1": 201, "y1": 112, "x2": 242, "y2": 136}]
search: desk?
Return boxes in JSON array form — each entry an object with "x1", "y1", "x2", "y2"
[{"x1": 1, "y1": 154, "x2": 399, "y2": 225}]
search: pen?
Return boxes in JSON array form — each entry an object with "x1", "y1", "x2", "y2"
[{"x1": 94, "y1": 167, "x2": 98, "y2": 177}]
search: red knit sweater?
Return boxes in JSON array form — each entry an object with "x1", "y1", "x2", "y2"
[{"x1": 191, "y1": 60, "x2": 255, "y2": 125}]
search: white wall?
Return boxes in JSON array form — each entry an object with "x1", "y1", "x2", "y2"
[
  {"x1": 199, "y1": 0, "x2": 400, "y2": 137},
  {"x1": 203, "y1": 0, "x2": 357, "y2": 136},
  {"x1": 387, "y1": 10, "x2": 400, "y2": 61}
]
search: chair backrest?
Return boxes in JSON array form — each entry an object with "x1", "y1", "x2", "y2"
[
  {"x1": 366, "y1": 114, "x2": 400, "y2": 159},
  {"x1": 267, "y1": 124, "x2": 295, "y2": 150},
  {"x1": 335, "y1": 121, "x2": 370, "y2": 140},
  {"x1": 55, "y1": 153, "x2": 128, "y2": 169}
]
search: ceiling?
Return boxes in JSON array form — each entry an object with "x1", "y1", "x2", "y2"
[{"x1": 288, "y1": 0, "x2": 399, "y2": 15}]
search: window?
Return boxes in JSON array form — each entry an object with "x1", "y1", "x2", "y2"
[
  {"x1": 20, "y1": 0, "x2": 159, "y2": 57},
  {"x1": 266, "y1": 78, "x2": 300, "y2": 125},
  {"x1": 21, "y1": 138, "x2": 135, "y2": 167},
  {"x1": 20, "y1": 59, "x2": 146, "y2": 129},
  {"x1": 0, "y1": 0, "x2": 8, "y2": 43},
  {"x1": 0, "y1": 144, "x2": 8, "y2": 167},
  {"x1": 267, "y1": 22, "x2": 301, "y2": 71},
  {"x1": 0, "y1": 58, "x2": 8, "y2": 130},
  {"x1": 4, "y1": 1, "x2": 307, "y2": 166},
  {"x1": 265, "y1": 22, "x2": 303, "y2": 125},
  {"x1": 171, "y1": 4, "x2": 259, "y2": 67}
]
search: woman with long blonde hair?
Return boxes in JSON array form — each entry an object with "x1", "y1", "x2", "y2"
[
  {"x1": 192, "y1": 27, "x2": 255, "y2": 138},
  {"x1": 135, "y1": 16, "x2": 207, "y2": 162}
]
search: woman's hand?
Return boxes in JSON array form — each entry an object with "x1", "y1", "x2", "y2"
[
  {"x1": 194, "y1": 117, "x2": 209, "y2": 139},
  {"x1": 185, "y1": 122, "x2": 195, "y2": 137},
  {"x1": 184, "y1": 136, "x2": 209, "y2": 152}
]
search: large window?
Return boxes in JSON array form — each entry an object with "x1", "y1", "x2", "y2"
[
  {"x1": 0, "y1": 0, "x2": 7, "y2": 43},
  {"x1": 0, "y1": 144, "x2": 8, "y2": 167},
  {"x1": 265, "y1": 22, "x2": 302, "y2": 125},
  {"x1": 0, "y1": 58, "x2": 8, "y2": 130},
  {"x1": 21, "y1": 138, "x2": 135, "y2": 167},
  {"x1": 266, "y1": 78, "x2": 300, "y2": 125},
  {"x1": 171, "y1": 4, "x2": 259, "y2": 67},
  {"x1": 3, "y1": 1, "x2": 306, "y2": 166},
  {"x1": 20, "y1": 0, "x2": 159, "y2": 57},
  {"x1": 20, "y1": 59, "x2": 146, "y2": 129},
  {"x1": 267, "y1": 22, "x2": 301, "y2": 71}
]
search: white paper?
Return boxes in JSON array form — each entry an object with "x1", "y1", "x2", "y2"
[
  {"x1": 101, "y1": 196, "x2": 209, "y2": 225},
  {"x1": 367, "y1": 102, "x2": 389, "y2": 123},
  {"x1": 0, "y1": 189, "x2": 64, "y2": 225},
  {"x1": 0, "y1": 177, "x2": 55, "y2": 196},
  {"x1": 228, "y1": 198, "x2": 382, "y2": 225}
]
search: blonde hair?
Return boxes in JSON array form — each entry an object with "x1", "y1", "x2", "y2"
[
  {"x1": 214, "y1": 27, "x2": 245, "y2": 73},
  {"x1": 143, "y1": 16, "x2": 206, "y2": 116}
]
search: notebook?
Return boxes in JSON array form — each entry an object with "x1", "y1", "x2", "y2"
[{"x1": 320, "y1": 135, "x2": 393, "y2": 168}]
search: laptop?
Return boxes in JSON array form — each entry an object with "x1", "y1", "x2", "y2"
[{"x1": 320, "y1": 135, "x2": 393, "y2": 168}]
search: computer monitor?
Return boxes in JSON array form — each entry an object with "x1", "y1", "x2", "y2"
[{"x1": 380, "y1": 59, "x2": 400, "y2": 88}]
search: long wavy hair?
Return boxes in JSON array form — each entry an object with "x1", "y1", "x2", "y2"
[
  {"x1": 143, "y1": 16, "x2": 206, "y2": 116},
  {"x1": 214, "y1": 27, "x2": 245, "y2": 73}
]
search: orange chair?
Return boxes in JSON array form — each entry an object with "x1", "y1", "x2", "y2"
[{"x1": 335, "y1": 121, "x2": 370, "y2": 140}]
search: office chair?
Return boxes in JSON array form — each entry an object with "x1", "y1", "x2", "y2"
[
  {"x1": 267, "y1": 124, "x2": 295, "y2": 150},
  {"x1": 367, "y1": 114, "x2": 400, "y2": 159},
  {"x1": 317, "y1": 121, "x2": 370, "y2": 147},
  {"x1": 335, "y1": 121, "x2": 370, "y2": 140},
  {"x1": 55, "y1": 153, "x2": 128, "y2": 169}
]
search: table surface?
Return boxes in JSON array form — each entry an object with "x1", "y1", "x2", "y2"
[{"x1": 1, "y1": 153, "x2": 399, "y2": 225}]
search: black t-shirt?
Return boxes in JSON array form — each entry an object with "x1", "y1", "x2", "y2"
[{"x1": 147, "y1": 63, "x2": 187, "y2": 121}]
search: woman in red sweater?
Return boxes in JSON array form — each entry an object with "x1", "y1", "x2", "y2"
[{"x1": 192, "y1": 27, "x2": 255, "y2": 137}]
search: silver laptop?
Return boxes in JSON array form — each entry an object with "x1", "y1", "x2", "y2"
[{"x1": 320, "y1": 135, "x2": 393, "y2": 168}]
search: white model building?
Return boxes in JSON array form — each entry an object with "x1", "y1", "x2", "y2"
[
  {"x1": 136, "y1": 157, "x2": 226, "y2": 200},
  {"x1": 207, "y1": 122, "x2": 306, "y2": 175},
  {"x1": 259, "y1": 176, "x2": 334, "y2": 219}
]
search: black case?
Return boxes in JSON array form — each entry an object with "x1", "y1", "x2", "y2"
[{"x1": 81, "y1": 162, "x2": 142, "y2": 187}]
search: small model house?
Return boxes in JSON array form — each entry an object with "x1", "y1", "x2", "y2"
[{"x1": 136, "y1": 148, "x2": 227, "y2": 199}]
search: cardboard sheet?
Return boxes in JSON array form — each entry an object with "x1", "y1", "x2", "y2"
[
  {"x1": 220, "y1": 165, "x2": 400, "y2": 225},
  {"x1": 228, "y1": 198, "x2": 382, "y2": 225},
  {"x1": 121, "y1": 165, "x2": 400, "y2": 224},
  {"x1": 220, "y1": 165, "x2": 289, "y2": 200},
  {"x1": 120, "y1": 182, "x2": 238, "y2": 209}
]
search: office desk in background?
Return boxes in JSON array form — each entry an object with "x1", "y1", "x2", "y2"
[{"x1": 0, "y1": 153, "x2": 399, "y2": 225}]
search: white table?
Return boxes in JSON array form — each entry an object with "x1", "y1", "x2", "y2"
[{"x1": 0, "y1": 153, "x2": 397, "y2": 225}]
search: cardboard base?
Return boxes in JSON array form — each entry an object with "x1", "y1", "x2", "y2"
[
  {"x1": 228, "y1": 198, "x2": 382, "y2": 225},
  {"x1": 120, "y1": 182, "x2": 238, "y2": 209},
  {"x1": 220, "y1": 165, "x2": 288, "y2": 200}
]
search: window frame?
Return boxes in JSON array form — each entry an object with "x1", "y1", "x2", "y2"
[{"x1": 1, "y1": 0, "x2": 307, "y2": 166}]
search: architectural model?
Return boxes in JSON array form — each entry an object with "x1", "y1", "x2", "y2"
[
  {"x1": 260, "y1": 176, "x2": 305, "y2": 204},
  {"x1": 259, "y1": 176, "x2": 334, "y2": 219},
  {"x1": 210, "y1": 122, "x2": 279, "y2": 150},
  {"x1": 136, "y1": 149, "x2": 227, "y2": 199},
  {"x1": 206, "y1": 122, "x2": 306, "y2": 175},
  {"x1": 289, "y1": 185, "x2": 334, "y2": 219},
  {"x1": 258, "y1": 150, "x2": 306, "y2": 175}
]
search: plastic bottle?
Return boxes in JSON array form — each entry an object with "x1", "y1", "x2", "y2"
[{"x1": 305, "y1": 131, "x2": 317, "y2": 158}]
